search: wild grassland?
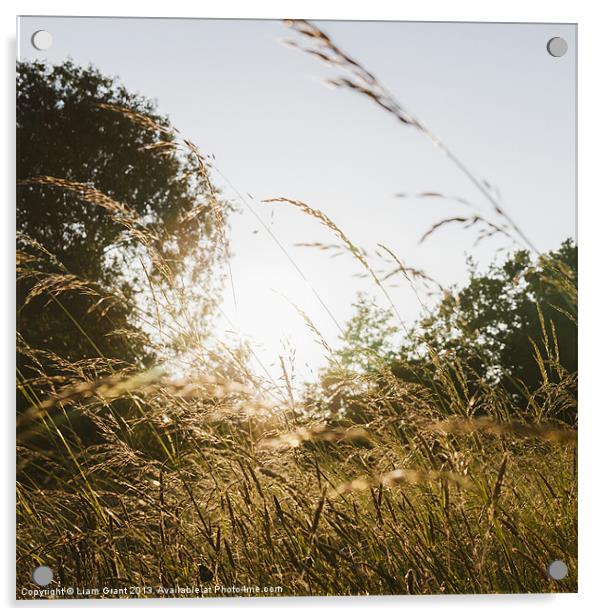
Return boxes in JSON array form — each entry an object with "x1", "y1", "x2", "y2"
[
  {"x1": 16, "y1": 358, "x2": 577, "y2": 596},
  {"x1": 16, "y1": 20, "x2": 577, "y2": 598}
]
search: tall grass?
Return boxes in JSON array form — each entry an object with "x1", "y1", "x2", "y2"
[
  {"x1": 16, "y1": 21, "x2": 577, "y2": 598},
  {"x1": 16, "y1": 359, "x2": 577, "y2": 595}
]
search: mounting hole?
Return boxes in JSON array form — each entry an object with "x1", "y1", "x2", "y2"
[
  {"x1": 32, "y1": 565, "x2": 53, "y2": 586},
  {"x1": 548, "y1": 559, "x2": 568, "y2": 580},
  {"x1": 31, "y1": 30, "x2": 53, "y2": 51},
  {"x1": 547, "y1": 37, "x2": 568, "y2": 58}
]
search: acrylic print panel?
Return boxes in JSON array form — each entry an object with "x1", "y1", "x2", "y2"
[{"x1": 16, "y1": 16, "x2": 577, "y2": 599}]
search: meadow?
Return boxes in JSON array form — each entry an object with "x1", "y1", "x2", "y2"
[{"x1": 16, "y1": 20, "x2": 577, "y2": 597}]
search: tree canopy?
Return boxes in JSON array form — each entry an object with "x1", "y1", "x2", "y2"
[
  {"x1": 406, "y1": 240, "x2": 577, "y2": 393},
  {"x1": 327, "y1": 240, "x2": 577, "y2": 423},
  {"x1": 17, "y1": 60, "x2": 226, "y2": 365}
]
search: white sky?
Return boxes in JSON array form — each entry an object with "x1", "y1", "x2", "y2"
[{"x1": 18, "y1": 17, "x2": 576, "y2": 384}]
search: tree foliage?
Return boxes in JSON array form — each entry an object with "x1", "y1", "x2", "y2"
[
  {"x1": 407, "y1": 240, "x2": 577, "y2": 392},
  {"x1": 327, "y1": 240, "x2": 577, "y2": 423},
  {"x1": 17, "y1": 61, "x2": 226, "y2": 365}
]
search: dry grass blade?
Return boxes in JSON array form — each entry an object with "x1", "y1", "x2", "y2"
[
  {"x1": 259, "y1": 425, "x2": 373, "y2": 451},
  {"x1": 284, "y1": 19, "x2": 539, "y2": 253},
  {"x1": 20, "y1": 176, "x2": 136, "y2": 218},
  {"x1": 264, "y1": 197, "x2": 371, "y2": 273},
  {"x1": 21, "y1": 273, "x2": 104, "y2": 307},
  {"x1": 491, "y1": 452, "x2": 509, "y2": 505},
  {"x1": 20, "y1": 369, "x2": 259, "y2": 421},
  {"x1": 98, "y1": 103, "x2": 226, "y2": 231},
  {"x1": 419, "y1": 215, "x2": 515, "y2": 246},
  {"x1": 283, "y1": 19, "x2": 418, "y2": 128},
  {"x1": 377, "y1": 243, "x2": 443, "y2": 291},
  {"x1": 395, "y1": 191, "x2": 477, "y2": 210},
  {"x1": 294, "y1": 241, "x2": 349, "y2": 259},
  {"x1": 428, "y1": 417, "x2": 577, "y2": 444},
  {"x1": 282, "y1": 296, "x2": 334, "y2": 355},
  {"x1": 18, "y1": 176, "x2": 160, "y2": 251},
  {"x1": 330, "y1": 468, "x2": 474, "y2": 497},
  {"x1": 97, "y1": 102, "x2": 175, "y2": 137},
  {"x1": 263, "y1": 196, "x2": 406, "y2": 329},
  {"x1": 19, "y1": 368, "x2": 165, "y2": 420}
]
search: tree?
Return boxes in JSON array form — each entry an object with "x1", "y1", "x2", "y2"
[
  {"x1": 408, "y1": 240, "x2": 577, "y2": 395},
  {"x1": 322, "y1": 241, "x2": 577, "y2": 423},
  {"x1": 17, "y1": 61, "x2": 226, "y2": 366},
  {"x1": 333, "y1": 293, "x2": 399, "y2": 373}
]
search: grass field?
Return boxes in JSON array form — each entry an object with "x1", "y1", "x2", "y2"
[{"x1": 16, "y1": 20, "x2": 577, "y2": 598}]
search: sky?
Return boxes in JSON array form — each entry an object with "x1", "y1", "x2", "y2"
[{"x1": 18, "y1": 17, "x2": 576, "y2": 384}]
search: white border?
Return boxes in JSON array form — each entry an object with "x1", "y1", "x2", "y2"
[{"x1": 2, "y1": 1, "x2": 601, "y2": 614}]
